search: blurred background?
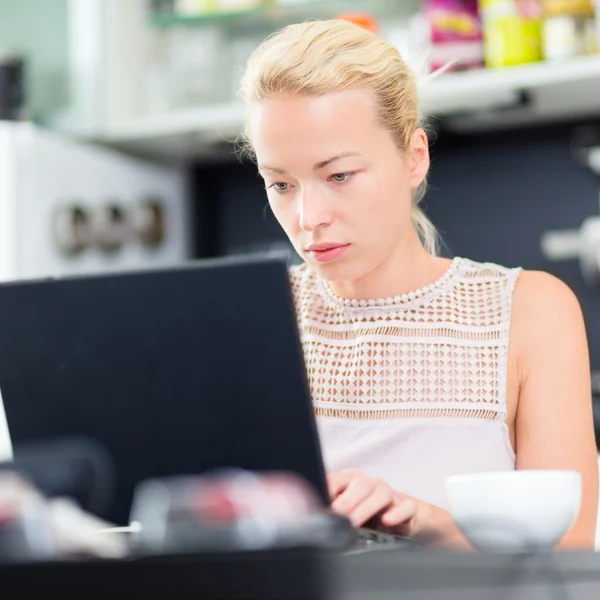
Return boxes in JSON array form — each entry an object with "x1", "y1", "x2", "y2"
[{"x1": 2, "y1": 0, "x2": 600, "y2": 379}]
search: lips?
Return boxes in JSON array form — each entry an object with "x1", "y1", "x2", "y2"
[
  {"x1": 305, "y1": 243, "x2": 350, "y2": 264},
  {"x1": 305, "y1": 243, "x2": 347, "y2": 252}
]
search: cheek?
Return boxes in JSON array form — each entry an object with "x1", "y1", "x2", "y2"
[
  {"x1": 268, "y1": 196, "x2": 298, "y2": 233},
  {"x1": 349, "y1": 174, "x2": 412, "y2": 231},
  {"x1": 348, "y1": 175, "x2": 392, "y2": 217}
]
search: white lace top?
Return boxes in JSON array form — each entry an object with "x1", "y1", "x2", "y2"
[{"x1": 289, "y1": 257, "x2": 522, "y2": 509}]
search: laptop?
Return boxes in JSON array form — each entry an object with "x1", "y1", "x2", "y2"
[{"x1": 0, "y1": 255, "x2": 414, "y2": 550}]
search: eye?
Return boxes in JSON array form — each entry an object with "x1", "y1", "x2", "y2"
[
  {"x1": 267, "y1": 182, "x2": 292, "y2": 193},
  {"x1": 329, "y1": 172, "x2": 355, "y2": 183}
]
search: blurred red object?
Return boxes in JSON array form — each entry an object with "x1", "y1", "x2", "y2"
[
  {"x1": 190, "y1": 471, "x2": 321, "y2": 522},
  {"x1": 335, "y1": 12, "x2": 379, "y2": 33},
  {"x1": 424, "y1": 0, "x2": 484, "y2": 72},
  {"x1": 130, "y1": 470, "x2": 354, "y2": 555}
]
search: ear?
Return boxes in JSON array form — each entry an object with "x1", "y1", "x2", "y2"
[{"x1": 408, "y1": 128, "x2": 430, "y2": 190}]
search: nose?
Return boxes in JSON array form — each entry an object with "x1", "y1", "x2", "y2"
[{"x1": 298, "y1": 187, "x2": 332, "y2": 233}]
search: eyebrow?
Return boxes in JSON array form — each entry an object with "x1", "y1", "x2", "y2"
[{"x1": 258, "y1": 151, "x2": 362, "y2": 175}]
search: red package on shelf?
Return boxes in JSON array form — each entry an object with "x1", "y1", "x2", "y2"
[{"x1": 423, "y1": 0, "x2": 484, "y2": 73}]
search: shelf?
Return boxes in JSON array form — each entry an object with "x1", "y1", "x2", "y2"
[
  {"x1": 101, "y1": 102, "x2": 246, "y2": 162},
  {"x1": 423, "y1": 53, "x2": 600, "y2": 109},
  {"x1": 149, "y1": 0, "x2": 394, "y2": 29},
  {"x1": 99, "y1": 54, "x2": 600, "y2": 161},
  {"x1": 150, "y1": 4, "x2": 290, "y2": 28}
]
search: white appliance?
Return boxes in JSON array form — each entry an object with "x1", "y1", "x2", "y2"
[{"x1": 0, "y1": 121, "x2": 190, "y2": 282}]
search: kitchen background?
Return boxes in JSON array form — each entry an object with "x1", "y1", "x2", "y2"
[{"x1": 3, "y1": 1, "x2": 600, "y2": 404}]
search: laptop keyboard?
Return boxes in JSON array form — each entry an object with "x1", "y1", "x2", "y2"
[{"x1": 344, "y1": 528, "x2": 417, "y2": 554}]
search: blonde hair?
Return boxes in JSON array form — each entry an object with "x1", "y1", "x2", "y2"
[{"x1": 239, "y1": 19, "x2": 439, "y2": 256}]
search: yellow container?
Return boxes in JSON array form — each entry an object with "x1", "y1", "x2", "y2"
[
  {"x1": 479, "y1": 0, "x2": 544, "y2": 67},
  {"x1": 544, "y1": 0, "x2": 594, "y2": 16}
]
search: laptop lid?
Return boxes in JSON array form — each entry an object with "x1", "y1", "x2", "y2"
[{"x1": 0, "y1": 256, "x2": 329, "y2": 525}]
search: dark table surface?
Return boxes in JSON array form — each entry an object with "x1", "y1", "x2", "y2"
[
  {"x1": 333, "y1": 549, "x2": 600, "y2": 600},
  {"x1": 1, "y1": 547, "x2": 600, "y2": 600}
]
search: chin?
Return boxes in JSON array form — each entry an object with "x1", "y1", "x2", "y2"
[{"x1": 306, "y1": 258, "x2": 366, "y2": 283}]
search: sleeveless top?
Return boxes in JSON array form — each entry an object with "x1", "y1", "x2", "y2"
[{"x1": 289, "y1": 256, "x2": 522, "y2": 510}]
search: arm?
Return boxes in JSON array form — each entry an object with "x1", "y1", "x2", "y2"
[{"x1": 511, "y1": 271, "x2": 598, "y2": 549}]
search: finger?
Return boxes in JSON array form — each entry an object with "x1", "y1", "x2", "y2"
[
  {"x1": 327, "y1": 470, "x2": 360, "y2": 500},
  {"x1": 331, "y1": 477, "x2": 377, "y2": 516},
  {"x1": 381, "y1": 498, "x2": 417, "y2": 529},
  {"x1": 347, "y1": 484, "x2": 394, "y2": 527}
]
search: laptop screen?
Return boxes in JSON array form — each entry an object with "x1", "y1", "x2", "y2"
[{"x1": 0, "y1": 257, "x2": 329, "y2": 524}]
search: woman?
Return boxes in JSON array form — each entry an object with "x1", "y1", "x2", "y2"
[{"x1": 240, "y1": 19, "x2": 598, "y2": 549}]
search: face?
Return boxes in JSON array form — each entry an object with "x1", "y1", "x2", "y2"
[{"x1": 249, "y1": 89, "x2": 429, "y2": 282}]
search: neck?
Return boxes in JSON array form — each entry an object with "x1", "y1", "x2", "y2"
[{"x1": 328, "y1": 231, "x2": 447, "y2": 301}]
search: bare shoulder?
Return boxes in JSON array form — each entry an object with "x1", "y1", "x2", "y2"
[
  {"x1": 512, "y1": 270, "x2": 583, "y2": 327},
  {"x1": 511, "y1": 270, "x2": 588, "y2": 372}
]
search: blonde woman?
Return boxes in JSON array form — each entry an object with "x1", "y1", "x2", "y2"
[{"x1": 240, "y1": 19, "x2": 598, "y2": 549}]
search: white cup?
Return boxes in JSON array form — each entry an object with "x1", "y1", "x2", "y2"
[{"x1": 446, "y1": 470, "x2": 582, "y2": 552}]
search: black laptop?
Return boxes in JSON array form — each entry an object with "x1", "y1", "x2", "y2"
[{"x1": 0, "y1": 255, "x2": 414, "y2": 550}]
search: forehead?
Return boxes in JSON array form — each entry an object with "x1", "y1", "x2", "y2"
[{"x1": 249, "y1": 89, "x2": 384, "y2": 162}]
